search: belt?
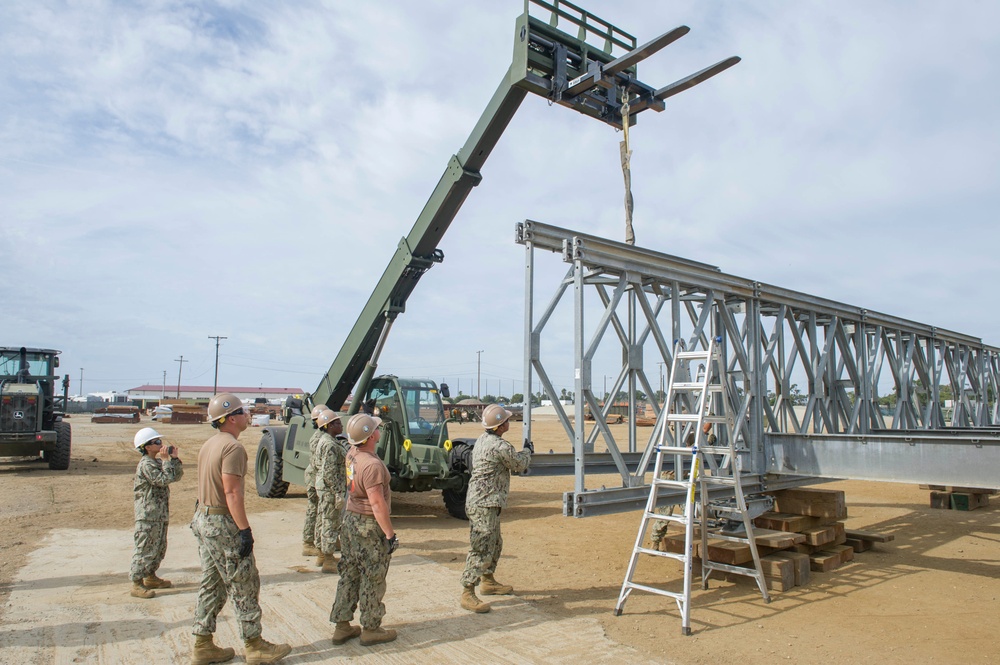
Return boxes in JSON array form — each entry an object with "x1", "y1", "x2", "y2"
[{"x1": 197, "y1": 505, "x2": 231, "y2": 516}]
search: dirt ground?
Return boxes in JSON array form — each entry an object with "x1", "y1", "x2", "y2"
[{"x1": 1, "y1": 416, "x2": 998, "y2": 664}]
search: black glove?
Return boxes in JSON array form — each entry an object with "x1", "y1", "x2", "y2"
[
  {"x1": 238, "y1": 527, "x2": 254, "y2": 558},
  {"x1": 523, "y1": 440, "x2": 535, "y2": 454},
  {"x1": 385, "y1": 534, "x2": 399, "y2": 555}
]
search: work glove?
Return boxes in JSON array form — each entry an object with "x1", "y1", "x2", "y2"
[
  {"x1": 522, "y1": 440, "x2": 535, "y2": 454},
  {"x1": 385, "y1": 534, "x2": 399, "y2": 555},
  {"x1": 237, "y1": 527, "x2": 254, "y2": 558}
]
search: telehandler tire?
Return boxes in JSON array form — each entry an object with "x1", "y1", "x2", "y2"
[
  {"x1": 255, "y1": 430, "x2": 289, "y2": 498},
  {"x1": 49, "y1": 421, "x2": 71, "y2": 470}
]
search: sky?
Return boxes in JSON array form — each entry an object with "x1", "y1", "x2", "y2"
[{"x1": 2, "y1": 0, "x2": 999, "y2": 400}]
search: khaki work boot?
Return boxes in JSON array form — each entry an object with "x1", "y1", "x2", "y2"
[
  {"x1": 143, "y1": 573, "x2": 172, "y2": 589},
  {"x1": 302, "y1": 542, "x2": 321, "y2": 557},
  {"x1": 130, "y1": 581, "x2": 155, "y2": 599},
  {"x1": 321, "y1": 554, "x2": 339, "y2": 574},
  {"x1": 315, "y1": 553, "x2": 325, "y2": 567},
  {"x1": 460, "y1": 585, "x2": 490, "y2": 613},
  {"x1": 479, "y1": 573, "x2": 513, "y2": 595},
  {"x1": 330, "y1": 621, "x2": 362, "y2": 645},
  {"x1": 243, "y1": 636, "x2": 291, "y2": 664},
  {"x1": 191, "y1": 634, "x2": 235, "y2": 665},
  {"x1": 359, "y1": 626, "x2": 397, "y2": 646}
]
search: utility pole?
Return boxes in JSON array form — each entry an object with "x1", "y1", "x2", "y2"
[
  {"x1": 79, "y1": 368, "x2": 84, "y2": 398},
  {"x1": 476, "y1": 350, "x2": 484, "y2": 400},
  {"x1": 208, "y1": 335, "x2": 228, "y2": 395},
  {"x1": 175, "y1": 356, "x2": 187, "y2": 398},
  {"x1": 161, "y1": 370, "x2": 166, "y2": 400},
  {"x1": 603, "y1": 375, "x2": 607, "y2": 403}
]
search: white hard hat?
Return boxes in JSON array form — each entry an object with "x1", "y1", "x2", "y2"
[{"x1": 134, "y1": 427, "x2": 162, "y2": 449}]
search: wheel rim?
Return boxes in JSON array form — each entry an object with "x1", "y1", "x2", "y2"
[{"x1": 256, "y1": 441, "x2": 271, "y2": 486}]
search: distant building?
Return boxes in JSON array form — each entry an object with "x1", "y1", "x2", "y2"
[{"x1": 126, "y1": 385, "x2": 305, "y2": 409}]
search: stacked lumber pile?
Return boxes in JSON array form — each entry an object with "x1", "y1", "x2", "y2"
[
  {"x1": 91, "y1": 405, "x2": 140, "y2": 424},
  {"x1": 660, "y1": 487, "x2": 892, "y2": 593},
  {"x1": 921, "y1": 485, "x2": 996, "y2": 511},
  {"x1": 168, "y1": 404, "x2": 207, "y2": 424}
]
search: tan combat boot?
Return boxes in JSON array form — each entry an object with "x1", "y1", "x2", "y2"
[
  {"x1": 460, "y1": 585, "x2": 490, "y2": 613},
  {"x1": 130, "y1": 581, "x2": 155, "y2": 599},
  {"x1": 359, "y1": 626, "x2": 397, "y2": 646},
  {"x1": 315, "y1": 553, "x2": 325, "y2": 567},
  {"x1": 243, "y1": 636, "x2": 291, "y2": 664},
  {"x1": 302, "y1": 542, "x2": 320, "y2": 557},
  {"x1": 330, "y1": 621, "x2": 361, "y2": 645},
  {"x1": 479, "y1": 573, "x2": 513, "y2": 595},
  {"x1": 191, "y1": 634, "x2": 235, "y2": 665},
  {"x1": 321, "y1": 553, "x2": 338, "y2": 574},
  {"x1": 143, "y1": 573, "x2": 172, "y2": 589}
]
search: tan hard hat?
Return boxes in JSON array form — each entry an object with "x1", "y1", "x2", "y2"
[
  {"x1": 310, "y1": 404, "x2": 329, "y2": 420},
  {"x1": 346, "y1": 413, "x2": 382, "y2": 445},
  {"x1": 317, "y1": 410, "x2": 341, "y2": 430},
  {"x1": 482, "y1": 404, "x2": 513, "y2": 429},
  {"x1": 208, "y1": 393, "x2": 244, "y2": 422}
]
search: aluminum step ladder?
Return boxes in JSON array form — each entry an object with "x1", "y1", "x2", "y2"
[{"x1": 613, "y1": 337, "x2": 770, "y2": 635}]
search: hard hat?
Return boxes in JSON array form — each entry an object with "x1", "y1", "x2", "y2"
[
  {"x1": 346, "y1": 413, "x2": 382, "y2": 445},
  {"x1": 482, "y1": 404, "x2": 513, "y2": 429},
  {"x1": 133, "y1": 427, "x2": 163, "y2": 449},
  {"x1": 317, "y1": 410, "x2": 341, "y2": 430},
  {"x1": 208, "y1": 392, "x2": 245, "y2": 422},
  {"x1": 310, "y1": 404, "x2": 329, "y2": 420}
]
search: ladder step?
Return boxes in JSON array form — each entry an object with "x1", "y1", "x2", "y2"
[
  {"x1": 703, "y1": 561, "x2": 761, "y2": 577},
  {"x1": 708, "y1": 532, "x2": 754, "y2": 545},
  {"x1": 657, "y1": 445, "x2": 696, "y2": 454},
  {"x1": 623, "y1": 580, "x2": 686, "y2": 601},
  {"x1": 675, "y1": 351, "x2": 711, "y2": 360},
  {"x1": 652, "y1": 478, "x2": 692, "y2": 488},
  {"x1": 700, "y1": 446, "x2": 735, "y2": 455},
  {"x1": 670, "y1": 383, "x2": 724, "y2": 391},
  {"x1": 666, "y1": 414, "x2": 700, "y2": 422}
]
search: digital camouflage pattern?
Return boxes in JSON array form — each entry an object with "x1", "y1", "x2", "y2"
[
  {"x1": 130, "y1": 455, "x2": 183, "y2": 581},
  {"x1": 191, "y1": 512, "x2": 263, "y2": 640},
  {"x1": 460, "y1": 506, "x2": 502, "y2": 587},
  {"x1": 330, "y1": 511, "x2": 391, "y2": 630},
  {"x1": 464, "y1": 431, "x2": 531, "y2": 510},
  {"x1": 302, "y1": 430, "x2": 323, "y2": 544},
  {"x1": 315, "y1": 433, "x2": 348, "y2": 554},
  {"x1": 133, "y1": 455, "x2": 184, "y2": 522}
]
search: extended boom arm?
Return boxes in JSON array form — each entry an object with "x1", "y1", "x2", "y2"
[{"x1": 311, "y1": 0, "x2": 739, "y2": 412}]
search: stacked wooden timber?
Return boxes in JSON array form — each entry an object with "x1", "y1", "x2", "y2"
[
  {"x1": 660, "y1": 487, "x2": 892, "y2": 593},
  {"x1": 168, "y1": 404, "x2": 207, "y2": 424},
  {"x1": 91, "y1": 405, "x2": 140, "y2": 424},
  {"x1": 921, "y1": 485, "x2": 996, "y2": 511}
]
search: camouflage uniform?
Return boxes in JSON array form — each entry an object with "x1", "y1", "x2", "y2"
[
  {"x1": 302, "y1": 429, "x2": 323, "y2": 545},
  {"x1": 315, "y1": 433, "x2": 348, "y2": 556},
  {"x1": 330, "y1": 511, "x2": 391, "y2": 629},
  {"x1": 191, "y1": 512, "x2": 263, "y2": 640},
  {"x1": 460, "y1": 430, "x2": 531, "y2": 587},
  {"x1": 129, "y1": 454, "x2": 183, "y2": 582}
]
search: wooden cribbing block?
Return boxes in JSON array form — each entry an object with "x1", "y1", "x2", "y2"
[
  {"x1": 831, "y1": 522, "x2": 847, "y2": 546},
  {"x1": 768, "y1": 551, "x2": 811, "y2": 586},
  {"x1": 724, "y1": 566, "x2": 794, "y2": 592},
  {"x1": 753, "y1": 512, "x2": 817, "y2": 532},
  {"x1": 827, "y1": 544, "x2": 855, "y2": 563},
  {"x1": 843, "y1": 529, "x2": 894, "y2": 543},
  {"x1": 930, "y1": 491, "x2": 990, "y2": 511},
  {"x1": 751, "y1": 529, "x2": 807, "y2": 549},
  {"x1": 922, "y1": 485, "x2": 998, "y2": 495},
  {"x1": 769, "y1": 488, "x2": 847, "y2": 519},
  {"x1": 845, "y1": 537, "x2": 872, "y2": 553},
  {"x1": 809, "y1": 550, "x2": 843, "y2": 572},
  {"x1": 662, "y1": 535, "x2": 753, "y2": 565},
  {"x1": 802, "y1": 524, "x2": 837, "y2": 547}
]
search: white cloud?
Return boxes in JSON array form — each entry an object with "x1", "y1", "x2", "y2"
[{"x1": 1, "y1": 0, "x2": 998, "y2": 397}]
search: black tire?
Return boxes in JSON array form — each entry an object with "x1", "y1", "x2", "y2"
[
  {"x1": 49, "y1": 421, "x2": 71, "y2": 470},
  {"x1": 255, "y1": 431, "x2": 289, "y2": 498},
  {"x1": 443, "y1": 485, "x2": 469, "y2": 520},
  {"x1": 443, "y1": 439, "x2": 475, "y2": 520}
]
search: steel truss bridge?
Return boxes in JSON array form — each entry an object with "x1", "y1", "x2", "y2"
[{"x1": 516, "y1": 220, "x2": 1000, "y2": 517}]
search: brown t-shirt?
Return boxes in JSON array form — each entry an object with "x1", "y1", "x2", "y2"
[
  {"x1": 197, "y1": 431, "x2": 248, "y2": 508},
  {"x1": 345, "y1": 447, "x2": 391, "y2": 517}
]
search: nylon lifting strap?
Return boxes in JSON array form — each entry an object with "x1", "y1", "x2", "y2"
[{"x1": 620, "y1": 87, "x2": 635, "y2": 246}]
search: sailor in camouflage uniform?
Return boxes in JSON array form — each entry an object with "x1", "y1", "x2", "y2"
[
  {"x1": 315, "y1": 409, "x2": 348, "y2": 573},
  {"x1": 329, "y1": 413, "x2": 399, "y2": 647},
  {"x1": 459, "y1": 404, "x2": 533, "y2": 613},
  {"x1": 189, "y1": 393, "x2": 291, "y2": 665},
  {"x1": 302, "y1": 404, "x2": 329, "y2": 559},
  {"x1": 129, "y1": 427, "x2": 183, "y2": 599}
]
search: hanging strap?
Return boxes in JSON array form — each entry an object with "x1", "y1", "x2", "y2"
[{"x1": 620, "y1": 87, "x2": 635, "y2": 245}]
